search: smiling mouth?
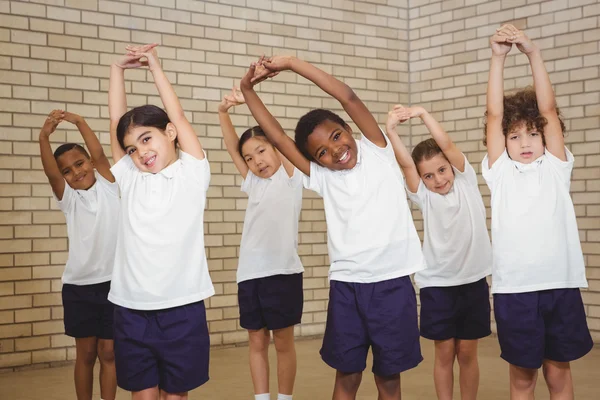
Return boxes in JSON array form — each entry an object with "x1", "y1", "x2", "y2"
[
  {"x1": 144, "y1": 155, "x2": 156, "y2": 167},
  {"x1": 337, "y1": 149, "x2": 350, "y2": 164},
  {"x1": 521, "y1": 152, "x2": 533, "y2": 158}
]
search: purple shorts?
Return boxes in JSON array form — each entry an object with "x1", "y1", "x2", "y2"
[
  {"x1": 494, "y1": 288, "x2": 593, "y2": 369},
  {"x1": 113, "y1": 301, "x2": 210, "y2": 393},
  {"x1": 419, "y1": 277, "x2": 491, "y2": 341},
  {"x1": 238, "y1": 273, "x2": 303, "y2": 331},
  {"x1": 62, "y1": 281, "x2": 113, "y2": 339},
  {"x1": 320, "y1": 276, "x2": 423, "y2": 376}
]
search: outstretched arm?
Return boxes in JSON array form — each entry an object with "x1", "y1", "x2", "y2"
[
  {"x1": 218, "y1": 87, "x2": 249, "y2": 178},
  {"x1": 240, "y1": 63, "x2": 311, "y2": 176},
  {"x1": 385, "y1": 107, "x2": 421, "y2": 193},
  {"x1": 130, "y1": 46, "x2": 204, "y2": 160},
  {"x1": 486, "y1": 25, "x2": 514, "y2": 167},
  {"x1": 508, "y1": 27, "x2": 566, "y2": 161},
  {"x1": 259, "y1": 56, "x2": 386, "y2": 148},
  {"x1": 39, "y1": 110, "x2": 66, "y2": 199},
  {"x1": 62, "y1": 112, "x2": 114, "y2": 182}
]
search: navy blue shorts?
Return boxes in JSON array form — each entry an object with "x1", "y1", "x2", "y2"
[
  {"x1": 494, "y1": 288, "x2": 593, "y2": 369},
  {"x1": 320, "y1": 276, "x2": 423, "y2": 376},
  {"x1": 419, "y1": 277, "x2": 491, "y2": 341},
  {"x1": 62, "y1": 281, "x2": 113, "y2": 339},
  {"x1": 238, "y1": 273, "x2": 303, "y2": 331},
  {"x1": 113, "y1": 301, "x2": 210, "y2": 393}
]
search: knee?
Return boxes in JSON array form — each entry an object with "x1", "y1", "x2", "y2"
[
  {"x1": 97, "y1": 341, "x2": 115, "y2": 364},
  {"x1": 543, "y1": 362, "x2": 571, "y2": 393},
  {"x1": 248, "y1": 330, "x2": 270, "y2": 353},
  {"x1": 273, "y1": 329, "x2": 294, "y2": 354},
  {"x1": 511, "y1": 367, "x2": 537, "y2": 392},
  {"x1": 435, "y1": 341, "x2": 456, "y2": 366},
  {"x1": 375, "y1": 373, "x2": 400, "y2": 395},
  {"x1": 456, "y1": 348, "x2": 477, "y2": 367},
  {"x1": 337, "y1": 371, "x2": 362, "y2": 393},
  {"x1": 78, "y1": 345, "x2": 98, "y2": 365}
]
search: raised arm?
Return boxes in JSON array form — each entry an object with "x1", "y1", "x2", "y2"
[
  {"x1": 131, "y1": 46, "x2": 204, "y2": 160},
  {"x1": 509, "y1": 27, "x2": 566, "y2": 161},
  {"x1": 396, "y1": 105, "x2": 465, "y2": 172},
  {"x1": 385, "y1": 107, "x2": 421, "y2": 193},
  {"x1": 259, "y1": 56, "x2": 385, "y2": 148},
  {"x1": 109, "y1": 63, "x2": 128, "y2": 164},
  {"x1": 218, "y1": 88, "x2": 249, "y2": 178},
  {"x1": 240, "y1": 63, "x2": 311, "y2": 176},
  {"x1": 486, "y1": 26, "x2": 514, "y2": 167},
  {"x1": 62, "y1": 112, "x2": 114, "y2": 182},
  {"x1": 39, "y1": 110, "x2": 66, "y2": 199}
]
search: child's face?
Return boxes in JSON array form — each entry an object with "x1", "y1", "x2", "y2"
[
  {"x1": 305, "y1": 120, "x2": 358, "y2": 171},
  {"x1": 506, "y1": 123, "x2": 544, "y2": 164},
  {"x1": 241, "y1": 137, "x2": 281, "y2": 179},
  {"x1": 57, "y1": 149, "x2": 96, "y2": 190},
  {"x1": 417, "y1": 153, "x2": 455, "y2": 195},
  {"x1": 123, "y1": 124, "x2": 178, "y2": 173}
]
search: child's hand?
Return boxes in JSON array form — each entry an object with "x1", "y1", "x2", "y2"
[
  {"x1": 490, "y1": 24, "x2": 514, "y2": 56},
  {"x1": 40, "y1": 110, "x2": 64, "y2": 136},
  {"x1": 506, "y1": 27, "x2": 537, "y2": 55},
  {"x1": 114, "y1": 53, "x2": 149, "y2": 69},
  {"x1": 386, "y1": 105, "x2": 424, "y2": 132},
  {"x1": 61, "y1": 111, "x2": 82, "y2": 125},
  {"x1": 126, "y1": 44, "x2": 160, "y2": 72},
  {"x1": 218, "y1": 87, "x2": 245, "y2": 113},
  {"x1": 251, "y1": 55, "x2": 289, "y2": 83}
]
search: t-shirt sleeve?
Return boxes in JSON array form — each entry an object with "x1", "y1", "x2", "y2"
[
  {"x1": 54, "y1": 181, "x2": 74, "y2": 213},
  {"x1": 110, "y1": 155, "x2": 137, "y2": 190},
  {"x1": 545, "y1": 146, "x2": 574, "y2": 187},
  {"x1": 455, "y1": 154, "x2": 478, "y2": 187},
  {"x1": 406, "y1": 179, "x2": 427, "y2": 209},
  {"x1": 303, "y1": 161, "x2": 325, "y2": 196},
  {"x1": 241, "y1": 170, "x2": 256, "y2": 194},
  {"x1": 360, "y1": 129, "x2": 396, "y2": 164},
  {"x1": 96, "y1": 172, "x2": 120, "y2": 198},
  {"x1": 481, "y1": 150, "x2": 509, "y2": 188},
  {"x1": 180, "y1": 150, "x2": 210, "y2": 191}
]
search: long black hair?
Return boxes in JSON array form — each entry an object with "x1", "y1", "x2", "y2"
[{"x1": 116, "y1": 105, "x2": 172, "y2": 151}]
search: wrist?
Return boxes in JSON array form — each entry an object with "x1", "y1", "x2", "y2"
[
  {"x1": 525, "y1": 47, "x2": 541, "y2": 58},
  {"x1": 287, "y1": 56, "x2": 298, "y2": 71},
  {"x1": 39, "y1": 130, "x2": 51, "y2": 139}
]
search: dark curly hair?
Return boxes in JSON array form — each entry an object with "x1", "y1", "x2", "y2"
[
  {"x1": 295, "y1": 109, "x2": 348, "y2": 161},
  {"x1": 411, "y1": 138, "x2": 445, "y2": 167},
  {"x1": 483, "y1": 87, "x2": 565, "y2": 146}
]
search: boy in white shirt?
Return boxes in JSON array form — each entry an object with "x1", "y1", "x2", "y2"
[
  {"x1": 39, "y1": 110, "x2": 119, "y2": 400},
  {"x1": 484, "y1": 25, "x2": 592, "y2": 399},
  {"x1": 241, "y1": 56, "x2": 425, "y2": 400},
  {"x1": 386, "y1": 105, "x2": 492, "y2": 400},
  {"x1": 108, "y1": 44, "x2": 214, "y2": 399}
]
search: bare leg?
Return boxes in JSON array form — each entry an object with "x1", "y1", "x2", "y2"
[
  {"x1": 273, "y1": 326, "x2": 297, "y2": 395},
  {"x1": 97, "y1": 339, "x2": 117, "y2": 400},
  {"x1": 433, "y1": 339, "x2": 455, "y2": 400},
  {"x1": 374, "y1": 373, "x2": 401, "y2": 400},
  {"x1": 248, "y1": 328, "x2": 271, "y2": 395},
  {"x1": 509, "y1": 364, "x2": 538, "y2": 400},
  {"x1": 332, "y1": 371, "x2": 362, "y2": 400},
  {"x1": 74, "y1": 337, "x2": 98, "y2": 400},
  {"x1": 455, "y1": 339, "x2": 479, "y2": 400},
  {"x1": 542, "y1": 360, "x2": 573, "y2": 400},
  {"x1": 132, "y1": 386, "x2": 159, "y2": 400}
]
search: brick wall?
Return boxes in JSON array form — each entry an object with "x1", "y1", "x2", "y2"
[
  {"x1": 0, "y1": 0, "x2": 597, "y2": 372},
  {"x1": 0, "y1": 0, "x2": 409, "y2": 371}
]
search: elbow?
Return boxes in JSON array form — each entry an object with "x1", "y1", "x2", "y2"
[{"x1": 339, "y1": 85, "x2": 358, "y2": 107}]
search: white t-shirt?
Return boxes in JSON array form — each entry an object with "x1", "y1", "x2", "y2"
[
  {"x1": 55, "y1": 172, "x2": 120, "y2": 285},
  {"x1": 482, "y1": 148, "x2": 588, "y2": 294},
  {"x1": 109, "y1": 151, "x2": 215, "y2": 310},
  {"x1": 237, "y1": 166, "x2": 304, "y2": 283},
  {"x1": 407, "y1": 156, "x2": 492, "y2": 289},
  {"x1": 304, "y1": 133, "x2": 426, "y2": 283}
]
